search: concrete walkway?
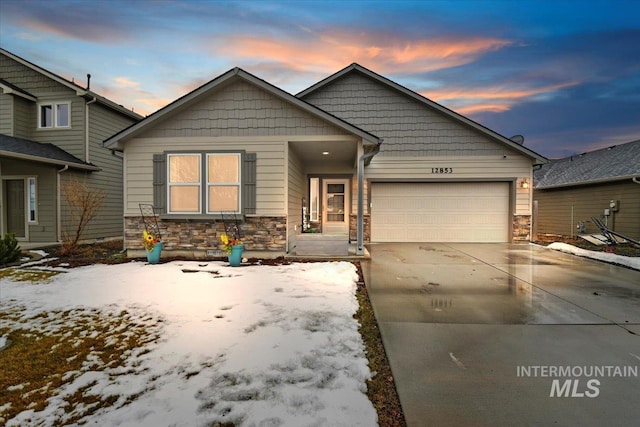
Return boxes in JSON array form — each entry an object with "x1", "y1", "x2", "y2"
[{"x1": 362, "y1": 243, "x2": 640, "y2": 427}]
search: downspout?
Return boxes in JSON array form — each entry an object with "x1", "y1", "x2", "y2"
[
  {"x1": 85, "y1": 96, "x2": 97, "y2": 162},
  {"x1": 633, "y1": 177, "x2": 640, "y2": 185},
  {"x1": 356, "y1": 140, "x2": 382, "y2": 255},
  {"x1": 57, "y1": 165, "x2": 69, "y2": 243}
]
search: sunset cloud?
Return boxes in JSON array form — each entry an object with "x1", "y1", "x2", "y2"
[
  {"x1": 2, "y1": 0, "x2": 637, "y2": 158},
  {"x1": 215, "y1": 31, "x2": 512, "y2": 76},
  {"x1": 114, "y1": 77, "x2": 141, "y2": 89},
  {"x1": 425, "y1": 81, "x2": 580, "y2": 115}
]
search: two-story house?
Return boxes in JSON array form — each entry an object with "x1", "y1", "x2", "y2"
[{"x1": 0, "y1": 48, "x2": 141, "y2": 247}]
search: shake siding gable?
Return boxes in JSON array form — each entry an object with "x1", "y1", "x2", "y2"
[
  {"x1": 0, "y1": 54, "x2": 70, "y2": 94},
  {"x1": 302, "y1": 72, "x2": 504, "y2": 157},
  {"x1": 143, "y1": 81, "x2": 350, "y2": 138}
]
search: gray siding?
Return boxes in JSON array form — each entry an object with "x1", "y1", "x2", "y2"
[
  {"x1": 302, "y1": 72, "x2": 505, "y2": 157},
  {"x1": 0, "y1": 93, "x2": 12, "y2": 135},
  {"x1": 76, "y1": 103, "x2": 132, "y2": 239},
  {"x1": 14, "y1": 96, "x2": 34, "y2": 139},
  {"x1": 124, "y1": 137, "x2": 287, "y2": 216},
  {"x1": 0, "y1": 158, "x2": 57, "y2": 242},
  {"x1": 534, "y1": 181, "x2": 640, "y2": 239},
  {"x1": 1, "y1": 52, "x2": 139, "y2": 243},
  {"x1": 303, "y1": 71, "x2": 534, "y2": 216},
  {"x1": 32, "y1": 98, "x2": 86, "y2": 159},
  {"x1": 0, "y1": 54, "x2": 73, "y2": 94},
  {"x1": 144, "y1": 80, "x2": 350, "y2": 138},
  {"x1": 287, "y1": 147, "x2": 304, "y2": 252}
]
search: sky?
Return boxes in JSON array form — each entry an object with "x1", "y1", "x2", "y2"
[{"x1": 0, "y1": 0, "x2": 639, "y2": 158}]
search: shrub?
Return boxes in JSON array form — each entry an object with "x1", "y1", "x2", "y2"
[{"x1": 0, "y1": 233, "x2": 22, "y2": 265}]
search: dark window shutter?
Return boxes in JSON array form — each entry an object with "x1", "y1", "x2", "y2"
[
  {"x1": 153, "y1": 154, "x2": 166, "y2": 214},
  {"x1": 242, "y1": 153, "x2": 256, "y2": 214}
]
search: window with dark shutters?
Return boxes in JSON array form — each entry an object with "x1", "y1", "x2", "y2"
[{"x1": 152, "y1": 151, "x2": 256, "y2": 217}]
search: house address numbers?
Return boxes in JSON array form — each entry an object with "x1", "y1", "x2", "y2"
[{"x1": 431, "y1": 167, "x2": 454, "y2": 174}]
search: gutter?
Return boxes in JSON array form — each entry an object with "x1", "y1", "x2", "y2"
[
  {"x1": 356, "y1": 140, "x2": 382, "y2": 255},
  {"x1": 57, "y1": 165, "x2": 69, "y2": 243},
  {"x1": 0, "y1": 150, "x2": 100, "y2": 171},
  {"x1": 85, "y1": 97, "x2": 97, "y2": 162}
]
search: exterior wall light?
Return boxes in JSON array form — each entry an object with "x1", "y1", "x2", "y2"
[{"x1": 520, "y1": 179, "x2": 529, "y2": 189}]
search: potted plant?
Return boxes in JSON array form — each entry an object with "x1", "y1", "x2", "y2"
[
  {"x1": 220, "y1": 233, "x2": 243, "y2": 267},
  {"x1": 143, "y1": 230, "x2": 163, "y2": 264}
]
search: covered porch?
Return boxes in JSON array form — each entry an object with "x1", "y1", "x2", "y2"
[{"x1": 287, "y1": 136, "x2": 380, "y2": 256}]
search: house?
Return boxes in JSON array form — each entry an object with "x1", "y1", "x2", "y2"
[
  {"x1": 0, "y1": 48, "x2": 141, "y2": 246},
  {"x1": 533, "y1": 139, "x2": 640, "y2": 240},
  {"x1": 103, "y1": 64, "x2": 546, "y2": 258}
]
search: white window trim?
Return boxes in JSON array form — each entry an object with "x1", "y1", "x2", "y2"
[
  {"x1": 27, "y1": 177, "x2": 37, "y2": 223},
  {"x1": 206, "y1": 153, "x2": 242, "y2": 214},
  {"x1": 37, "y1": 101, "x2": 71, "y2": 129},
  {"x1": 167, "y1": 153, "x2": 202, "y2": 214},
  {"x1": 309, "y1": 177, "x2": 319, "y2": 222}
]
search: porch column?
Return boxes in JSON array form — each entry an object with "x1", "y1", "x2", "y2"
[{"x1": 357, "y1": 141, "x2": 381, "y2": 255}]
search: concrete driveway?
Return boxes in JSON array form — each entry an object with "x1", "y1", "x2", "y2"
[{"x1": 362, "y1": 243, "x2": 640, "y2": 427}]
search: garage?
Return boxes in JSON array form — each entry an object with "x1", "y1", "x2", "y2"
[{"x1": 370, "y1": 182, "x2": 510, "y2": 242}]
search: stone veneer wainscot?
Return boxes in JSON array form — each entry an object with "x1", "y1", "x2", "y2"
[{"x1": 125, "y1": 216, "x2": 287, "y2": 256}]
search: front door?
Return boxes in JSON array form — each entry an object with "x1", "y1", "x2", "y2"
[
  {"x1": 322, "y1": 179, "x2": 349, "y2": 234},
  {"x1": 5, "y1": 179, "x2": 26, "y2": 238}
]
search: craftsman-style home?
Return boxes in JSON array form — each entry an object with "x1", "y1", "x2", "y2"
[{"x1": 104, "y1": 64, "x2": 546, "y2": 257}]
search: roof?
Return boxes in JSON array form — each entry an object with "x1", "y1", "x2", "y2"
[
  {"x1": 534, "y1": 139, "x2": 640, "y2": 189},
  {"x1": 0, "y1": 48, "x2": 142, "y2": 120},
  {"x1": 0, "y1": 78, "x2": 37, "y2": 101},
  {"x1": 0, "y1": 134, "x2": 100, "y2": 171},
  {"x1": 298, "y1": 63, "x2": 547, "y2": 165},
  {"x1": 104, "y1": 67, "x2": 382, "y2": 151}
]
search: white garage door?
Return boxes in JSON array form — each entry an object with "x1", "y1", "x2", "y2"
[{"x1": 371, "y1": 182, "x2": 510, "y2": 242}]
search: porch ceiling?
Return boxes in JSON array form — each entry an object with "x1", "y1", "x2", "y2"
[{"x1": 289, "y1": 140, "x2": 357, "y2": 167}]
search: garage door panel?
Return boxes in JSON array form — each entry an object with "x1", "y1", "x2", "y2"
[{"x1": 371, "y1": 182, "x2": 509, "y2": 242}]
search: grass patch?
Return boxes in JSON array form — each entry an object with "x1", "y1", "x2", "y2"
[
  {"x1": 353, "y1": 262, "x2": 407, "y2": 427},
  {"x1": 0, "y1": 268, "x2": 61, "y2": 283},
  {"x1": 0, "y1": 307, "x2": 162, "y2": 424}
]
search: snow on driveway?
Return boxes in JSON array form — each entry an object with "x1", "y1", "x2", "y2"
[
  {"x1": 0, "y1": 260, "x2": 377, "y2": 426},
  {"x1": 547, "y1": 242, "x2": 640, "y2": 270}
]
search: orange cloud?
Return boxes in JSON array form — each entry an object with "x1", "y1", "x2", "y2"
[
  {"x1": 114, "y1": 76, "x2": 141, "y2": 89},
  {"x1": 423, "y1": 81, "x2": 580, "y2": 115},
  {"x1": 425, "y1": 81, "x2": 579, "y2": 102},
  {"x1": 216, "y1": 32, "x2": 512, "y2": 75},
  {"x1": 454, "y1": 103, "x2": 512, "y2": 115}
]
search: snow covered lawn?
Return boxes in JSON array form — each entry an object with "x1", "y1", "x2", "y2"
[{"x1": 0, "y1": 260, "x2": 378, "y2": 426}]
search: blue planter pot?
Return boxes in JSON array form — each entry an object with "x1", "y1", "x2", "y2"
[
  {"x1": 146, "y1": 241, "x2": 163, "y2": 264},
  {"x1": 228, "y1": 244, "x2": 244, "y2": 267}
]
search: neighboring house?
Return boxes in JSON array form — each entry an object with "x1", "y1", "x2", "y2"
[
  {"x1": 104, "y1": 64, "x2": 546, "y2": 258},
  {"x1": 0, "y1": 48, "x2": 141, "y2": 246},
  {"x1": 533, "y1": 139, "x2": 640, "y2": 240}
]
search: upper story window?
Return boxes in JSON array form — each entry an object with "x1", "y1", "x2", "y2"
[
  {"x1": 38, "y1": 102, "x2": 70, "y2": 128},
  {"x1": 167, "y1": 152, "x2": 242, "y2": 215}
]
